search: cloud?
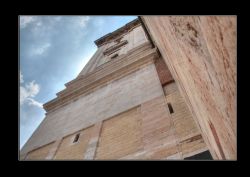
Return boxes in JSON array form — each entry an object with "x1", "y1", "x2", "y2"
[
  {"x1": 26, "y1": 98, "x2": 43, "y2": 108},
  {"x1": 78, "y1": 16, "x2": 90, "y2": 28},
  {"x1": 20, "y1": 16, "x2": 36, "y2": 29},
  {"x1": 20, "y1": 74, "x2": 43, "y2": 108},
  {"x1": 20, "y1": 72, "x2": 45, "y2": 148},
  {"x1": 31, "y1": 43, "x2": 51, "y2": 56},
  {"x1": 20, "y1": 81, "x2": 40, "y2": 104},
  {"x1": 74, "y1": 16, "x2": 90, "y2": 28},
  {"x1": 26, "y1": 81, "x2": 40, "y2": 96}
]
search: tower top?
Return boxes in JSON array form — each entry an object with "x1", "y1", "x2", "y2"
[{"x1": 94, "y1": 18, "x2": 140, "y2": 47}]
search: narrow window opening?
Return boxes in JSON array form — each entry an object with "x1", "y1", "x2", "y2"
[
  {"x1": 115, "y1": 36, "x2": 123, "y2": 43},
  {"x1": 111, "y1": 53, "x2": 118, "y2": 59},
  {"x1": 73, "y1": 133, "x2": 80, "y2": 143},
  {"x1": 167, "y1": 103, "x2": 174, "y2": 114}
]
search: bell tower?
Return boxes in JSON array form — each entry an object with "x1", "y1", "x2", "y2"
[{"x1": 20, "y1": 18, "x2": 212, "y2": 160}]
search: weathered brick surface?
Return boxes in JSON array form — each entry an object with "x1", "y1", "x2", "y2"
[
  {"x1": 140, "y1": 96, "x2": 175, "y2": 149},
  {"x1": 95, "y1": 84, "x2": 207, "y2": 160},
  {"x1": 84, "y1": 121, "x2": 103, "y2": 159},
  {"x1": 25, "y1": 142, "x2": 55, "y2": 160},
  {"x1": 145, "y1": 144, "x2": 179, "y2": 160},
  {"x1": 53, "y1": 126, "x2": 93, "y2": 160},
  {"x1": 45, "y1": 139, "x2": 62, "y2": 159},
  {"x1": 155, "y1": 57, "x2": 174, "y2": 85},
  {"x1": 166, "y1": 91, "x2": 200, "y2": 139},
  {"x1": 164, "y1": 83, "x2": 207, "y2": 158},
  {"x1": 180, "y1": 135, "x2": 206, "y2": 157},
  {"x1": 95, "y1": 107, "x2": 142, "y2": 159},
  {"x1": 163, "y1": 82, "x2": 178, "y2": 95}
]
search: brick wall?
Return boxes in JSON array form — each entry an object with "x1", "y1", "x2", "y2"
[
  {"x1": 155, "y1": 57, "x2": 174, "y2": 86},
  {"x1": 25, "y1": 142, "x2": 55, "y2": 160},
  {"x1": 54, "y1": 126, "x2": 93, "y2": 160},
  {"x1": 94, "y1": 82, "x2": 207, "y2": 159},
  {"x1": 164, "y1": 82, "x2": 207, "y2": 158},
  {"x1": 95, "y1": 107, "x2": 142, "y2": 159}
]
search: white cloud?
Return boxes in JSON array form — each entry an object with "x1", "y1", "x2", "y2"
[
  {"x1": 20, "y1": 78, "x2": 43, "y2": 108},
  {"x1": 20, "y1": 16, "x2": 36, "y2": 29},
  {"x1": 31, "y1": 43, "x2": 51, "y2": 56},
  {"x1": 25, "y1": 81, "x2": 40, "y2": 97},
  {"x1": 26, "y1": 98, "x2": 43, "y2": 108},
  {"x1": 20, "y1": 86, "x2": 28, "y2": 104},
  {"x1": 20, "y1": 81, "x2": 39, "y2": 104},
  {"x1": 20, "y1": 72, "x2": 45, "y2": 148},
  {"x1": 76, "y1": 16, "x2": 90, "y2": 28}
]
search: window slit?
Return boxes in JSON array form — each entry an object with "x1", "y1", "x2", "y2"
[
  {"x1": 73, "y1": 133, "x2": 80, "y2": 143},
  {"x1": 167, "y1": 103, "x2": 174, "y2": 114}
]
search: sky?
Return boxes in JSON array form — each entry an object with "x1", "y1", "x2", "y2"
[{"x1": 19, "y1": 15, "x2": 138, "y2": 149}]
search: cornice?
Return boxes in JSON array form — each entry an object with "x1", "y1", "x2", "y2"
[
  {"x1": 43, "y1": 44, "x2": 158, "y2": 113},
  {"x1": 94, "y1": 18, "x2": 141, "y2": 47},
  {"x1": 65, "y1": 42, "x2": 152, "y2": 88}
]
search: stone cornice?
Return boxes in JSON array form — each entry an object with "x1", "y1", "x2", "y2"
[
  {"x1": 43, "y1": 44, "x2": 158, "y2": 113},
  {"x1": 65, "y1": 42, "x2": 152, "y2": 88},
  {"x1": 94, "y1": 18, "x2": 140, "y2": 47}
]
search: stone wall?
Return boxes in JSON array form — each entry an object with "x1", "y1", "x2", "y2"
[
  {"x1": 141, "y1": 16, "x2": 236, "y2": 159},
  {"x1": 23, "y1": 82, "x2": 207, "y2": 160},
  {"x1": 21, "y1": 63, "x2": 164, "y2": 155}
]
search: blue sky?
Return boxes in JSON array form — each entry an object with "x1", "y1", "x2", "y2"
[{"x1": 19, "y1": 15, "x2": 137, "y2": 149}]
